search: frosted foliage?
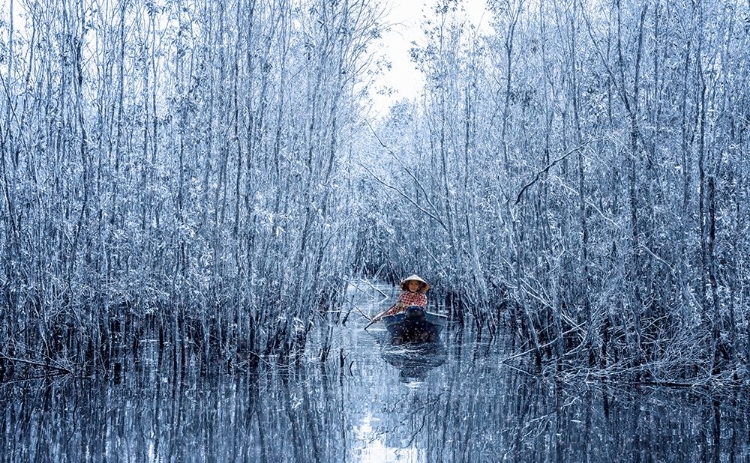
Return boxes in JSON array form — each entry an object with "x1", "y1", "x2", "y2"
[{"x1": 1, "y1": 0, "x2": 750, "y2": 382}]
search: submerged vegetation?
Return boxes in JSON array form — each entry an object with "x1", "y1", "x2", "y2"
[{"x1": 1, "y1": 0, "x2": 749, "y2": 387}]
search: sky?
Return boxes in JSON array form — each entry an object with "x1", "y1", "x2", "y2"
[{"x1": 369, "y1": 0, "x2": 492, "y2": 118}]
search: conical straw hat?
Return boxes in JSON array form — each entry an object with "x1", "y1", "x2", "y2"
[{"x1": 400, "y1": 274, "x2": 430, "y2": 293}]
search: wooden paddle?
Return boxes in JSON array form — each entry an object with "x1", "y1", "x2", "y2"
[{"x1": 363, "y1": 306, "x2": 394, "y2": 330}]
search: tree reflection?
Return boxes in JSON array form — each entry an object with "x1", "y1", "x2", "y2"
[{"x1": 1, "y1": 325, "x2": 748, "y2": 462}]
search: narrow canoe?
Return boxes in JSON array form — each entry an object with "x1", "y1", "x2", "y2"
[{"x1": 381, "y1": 306, "x2": 448, "y2": 343}]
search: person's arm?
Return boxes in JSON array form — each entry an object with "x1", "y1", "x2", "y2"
[
  {"x1": 381, "y1": 292, "x2": 409, "y2": 317},
  {"x1": 367, "y1": 292, "x2": 406, "y2": 328}
]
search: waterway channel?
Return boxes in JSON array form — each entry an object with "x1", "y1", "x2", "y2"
[{"x1": 1, "y1": 282, "x2": 748, "y2": 462}]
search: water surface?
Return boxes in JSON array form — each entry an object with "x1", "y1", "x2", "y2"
[{"x1": 1, "y1": 283, "x2": 748, "y2": 462}]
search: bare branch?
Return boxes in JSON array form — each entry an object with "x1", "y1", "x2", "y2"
[
  {"x1": 359, "y1": 162, "x2": 449, "y2": 232},
  {"x1": 513, "y1": 144, "x2": 584, "y2": 205}
]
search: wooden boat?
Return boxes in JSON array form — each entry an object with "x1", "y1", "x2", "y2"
[{"x1": 381, "y1": 306, "x2": 448, "y2": 344}]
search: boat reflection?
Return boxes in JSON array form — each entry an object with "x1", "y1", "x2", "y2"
[{"x1": 379, "y1": 341, "x2": 447, "y2": 383}]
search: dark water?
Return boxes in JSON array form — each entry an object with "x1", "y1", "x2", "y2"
[{"x1": 2, "y1": 283, "x2": 749, "y2": 462}]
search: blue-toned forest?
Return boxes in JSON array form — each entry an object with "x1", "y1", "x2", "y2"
[
  {"x1": 2, "y1": 1, "x2": 750, "y2": 461},
  {"x1": 1, "y1": 0, "x2": 749, "y2": 386}
]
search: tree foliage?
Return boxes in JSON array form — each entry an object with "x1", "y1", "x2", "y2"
[
  {"x1": 0, "y1": 0, "x2": 383, "y2": 373},
  {"x1": 360, "y1": 0, "x2": 750, "y2": 382}
]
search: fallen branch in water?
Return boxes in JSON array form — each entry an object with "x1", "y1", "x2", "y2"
[
  {"x1": 351, "y1": 305, "x2": 371, "y2": 321},
  {"x1": 0, "y1": 355, "x2": 75, "y2": 376},
  {"x1": 360, "y1": 279, "x2": 390, "y2": 299}
]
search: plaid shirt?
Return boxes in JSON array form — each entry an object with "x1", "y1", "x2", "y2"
[{"x1": 383, "y1": 290, "x2": 427, "y2": 316}]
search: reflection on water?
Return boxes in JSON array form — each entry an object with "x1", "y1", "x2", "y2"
[
  {"x1": 1, "y1": 283, "x2": 749, "y2": 462},
  {"x1": 379, "y1": 341, "x2": 447, "y2": 384}
]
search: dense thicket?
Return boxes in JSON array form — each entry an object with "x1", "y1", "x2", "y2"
[
  {"x1": 357, "y1": 0, "x2": 750, "y2": 382},
  {"x1": 2, "y1": 0, "x2": 749, "y2": 384},
  {"x1": 0, "y1": 0, "x2": 381, "y2": 374}
]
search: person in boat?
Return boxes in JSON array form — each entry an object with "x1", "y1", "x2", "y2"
[{"x1": 382, "y1": 274, "x2": 430, "y2": 317}]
